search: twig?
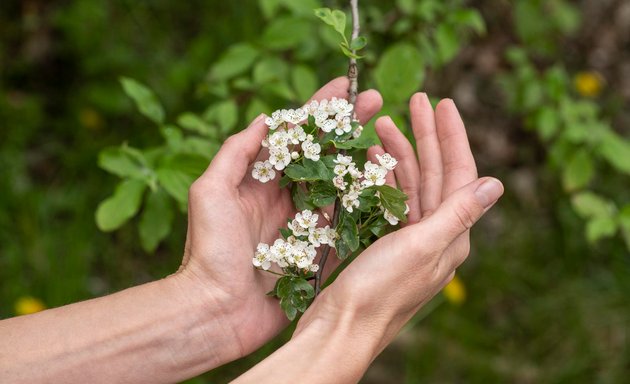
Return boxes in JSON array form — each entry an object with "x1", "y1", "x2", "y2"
[
  {"x1": 348, "y1": 0, "x2": 360, "y2": 106},
  {"x1": 315, "y1": 0, "x2": 361, "y2": 296}
]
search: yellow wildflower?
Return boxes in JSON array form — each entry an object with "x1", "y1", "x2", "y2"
[
  {"x1": 574, "y1": 71, "x2": 604, "y2": 98},
  {"x1": 15, "y1": 296, "x2": 46, "y2": 316},
  {"x1": 443, "y1": 275, "x2": 466, "y2": 305}
]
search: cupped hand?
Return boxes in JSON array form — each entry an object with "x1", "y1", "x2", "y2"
[
  {"x1": 176, "y1": 77, "x2": 383, "y2": 358},
  {"x1": 297, "y1": 94, "x2": 504, "y2": 348}
]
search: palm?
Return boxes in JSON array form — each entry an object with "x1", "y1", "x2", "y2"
[{"x1": 181, "y1": 78, "x2": 383, "y2": 355}]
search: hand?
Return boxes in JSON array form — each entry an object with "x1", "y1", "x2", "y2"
[
  {"x1": 175, "y1": 77, "x2": 383, "y2": 361},
  {"x1": 296, "y1": 94, "x2": 504, "y2": 352}
]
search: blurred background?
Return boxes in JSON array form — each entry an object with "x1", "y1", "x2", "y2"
[{"x1": 1, "y1": 0, "x2": 629, "y2": 382}]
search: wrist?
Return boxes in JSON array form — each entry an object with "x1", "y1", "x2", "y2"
[{"x1": 166, "y1": 269, "x2": 245, "y2": 366}]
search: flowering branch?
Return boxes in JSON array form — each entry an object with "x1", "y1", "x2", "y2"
[
  {"x1": 315, "y1": 0, "x2": 361, "y2": 296},
  {"x1": 251, "y1": 1, "x2": 407, "y2": 321}
]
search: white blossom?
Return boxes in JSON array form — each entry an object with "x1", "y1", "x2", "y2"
[
  {"x1": 252, "y1": 161, "x2": 276, "y2": 183},
  {"x1": 287, "y1": 126, "x2": 306, "y2": 144},
  {"x1": 269, "y1": 148, "x2": 291, "y2": 170},
  {"x1": 270, "y1": 239, "x2": 292, "y2": 268},
  {"x1": 268, "y1": 131, "x2": 289, "y2": 150},
  {"x1": 334, "y1": 164, "x2": 347, "y2": 176},
  {"x1": 375, "y1": 153, "x2": 398, "y2": 171},
  {"x1": 295, "y1": 209, "x2": 319, "y2": 229},
  {"x1": 383, "y1": 209, "x2": 400, "y2": 226},
  {"x1": 352, "y1": 124, "x2": 363, "y2": 139},
  {"x1": 288, "y1": 219, "x2": 310, "y2": 237},
  {"x1": 291, "y1": 151, "x2": 299, "y2": 160},
  {"x1": 342, "y1": 192, "x2": 360, "y2": 213},
  {"x1": 334, "y1": 154, "x2": 353, "y2": 166},
  {"x1": 252, "y1": 243, "x2": 271, "y2": 270},
  {"x1": 362, "y1": 161, "x2": 387, "y2": 187},
  {"x1": 334, "y1": 115, "x2": 352, "y2": 136},
  {"x1": 302, "y1": 141, "x2": 321, "y2": 162}
]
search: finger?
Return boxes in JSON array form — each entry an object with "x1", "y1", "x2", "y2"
[
  {"x1": 410, "y1": 93, "x2": 443, "y2": 216},
  {"x1": 375, "y1": 116, "x2": 422, "y2": 225},
  {"x1": 422, "y1": 177, "x2": 503, "y2": 271},
  {"x1": 307, "y1": 77, "x2": 350, "y2": 103},
  {"x1": 203, "y1": 114, "x2": 268, "y2": 188},
  {"x1": 435, "y1": 99, "x2": 478, "y2": 199},
  {"x1": 354, "y1": 89, "x2": 383, "y2": 125},
  {"x1": 367, "y1": 145, "x2": 396, "y2": 188}
]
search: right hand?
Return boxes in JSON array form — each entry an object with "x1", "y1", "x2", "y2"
[{"x1": 296, "y1": 94, "x2": 504, "y2": 350}]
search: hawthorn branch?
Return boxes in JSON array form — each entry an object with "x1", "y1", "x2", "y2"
[{"x1": 315, "y1": 0, "x2": 361, "y2": 297}]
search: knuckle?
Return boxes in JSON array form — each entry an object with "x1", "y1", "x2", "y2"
[{"x1": 452, "y1": 201, "x2": 478, "y2": 231}]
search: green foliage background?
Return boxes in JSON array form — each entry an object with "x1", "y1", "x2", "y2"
[{"x1": 1, "y1": 0, "x2": 629, "y2": 382}]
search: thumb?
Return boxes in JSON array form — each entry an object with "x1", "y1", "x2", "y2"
[{"x1": 426, "y1": 177, "x2": 504, "y2": 247}]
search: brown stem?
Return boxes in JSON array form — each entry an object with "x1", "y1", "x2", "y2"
[{"x1": 315, "y1": 0, "x2": 361, "y2": 297}]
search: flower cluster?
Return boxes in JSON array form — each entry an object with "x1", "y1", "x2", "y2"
[
  {"x1": 251, "y1": 97, "x2": 362, "y2": 183},
  {"x1": 253, "y1": 210, "x2": 337, "y2": 273},
  {"x1": 332, "y1": 153, "x2": 399, "y2": 214}
]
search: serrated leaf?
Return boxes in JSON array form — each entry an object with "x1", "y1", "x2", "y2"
[
  {"x1": 139, "y1": 189, "x2": 173, "y2": 253},
  {"x1": 208, "y1": 43, "x2": 259, "y2": 81},
  {"x1": 96, "y1": 179, "x2": 146, "y2": 232},
  {"x1": 374, "y1": 185, "x2": 408, "y2": 222},
  {"x1": 331, "y1": 10, "x2": 346, "y2": 36},
  {"x1": 291, "y1": 278, "x2": 315, "y2": 299},
  {"x1": 277, "y1": 276, "x2": 293, "y2": 298},
  {"x1": 280, "y1": 297, "x2": 298, "y2": 320},
  {"x1": 120, "y1": 77, "x2": 164, "y2": 124}
]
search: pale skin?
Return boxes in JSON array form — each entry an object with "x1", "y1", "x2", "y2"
[{"x1": 0, "y1": 78, "x2": 503, "y2": 383}]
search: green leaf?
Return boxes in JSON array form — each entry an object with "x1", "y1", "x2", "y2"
[
  {"x1": 450, "y1": 9, "x2": 486, "y2": 35},
  {"x1": 155, "y1": 154, "x2": 206, "y2": 204},
  {"x1": 374, "y1": 43, "x2": 424, "y2": 103},
  {"x1": 96, "y1": 179, "x2": 146, "y2": 232},
  {"x1": 291, "y1": 183, "x2": 316, "y2": 211},
  {"x1": 276, "y1": 276, "x2": 293, "y2": 298},
  {"x1": 208, "y1": 43, "x2": 259, "y2": 81},
  {"x1": 177, "y1": 113, "x2": 215, "y2": 137},
  {"x1": 246, "y1": 98, "x2": 271, "y2": 123},
  {"x1": 434, "y1": 24, "x2": 460, "y2": 64},
  {"x1": 571, "y1": 191, "x2": 615, "y2": 219},
  {"x1": 120, "y1": 77, "x2": 164, "y2": 124},
  {"x1": 598, "y1": 131, "x2": 630, "y2": 175},
  {"x1": 339, "y1": 214, "x2": 360, "y2": 252},
  {"x1": 253, "y1": 56, "x2": 289, "y2": 84},
  {"x1": 292, "y1": 277, "x2": 315, "y2": 299},
  {"x1": 279, "y1": 227, "x2": 292, "y2": 239},
  {"x1": 291, "y1": 65, "x2": 318, "y2": 102},
  {"x1": 261, "y1": 16, "x2": 312, "y2": 50},
  {"x1": 205, "y1": 100, "x2": 238, "y2": 134},
  {"x1": 374, "y1": 185, "x2": 408, "y2": 222},
  {"x1": 280, "y1": 298, "x2": 298, "y2": 320},
  {"x1": 309, "y1": 181, "x2": 337, "y2": 208},
  {"x1": 562, "y1": 149, "x2": 594, "y2": 192},
  {"x1": 335, "y1": 237, "x2": 351, "y2": 260},
  {"x1": 340, "y1": 43, "x2": 363, "y2": 59},
  {"x1": 98, "y1": 146, "x2": 149, "y2": 179},
  {"x1": 139, "y1": 189, "x2": 173, "y2": 253},
  {"x1": 284, "y1": 159, "x2": 330, "y2": 182},
  {"x1": 314, "y1": 8, "x2": 342, "y2": 35},
  {"x1": 350, "y1": 36, "x2": 367, "y2": 51},
  {"x1": 586, "y1": 216, "x2": 617, "y2": 244},
  {"x1": 331, "y1": 135, "x2": 376, "y2": 149},
  {"x1": 619, "y1": 205, "x2": 630, "y2": 251}
]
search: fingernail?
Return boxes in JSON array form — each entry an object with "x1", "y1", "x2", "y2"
[{"x1": 474, "y1": 178, "x2": 504, "y2": 208}]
